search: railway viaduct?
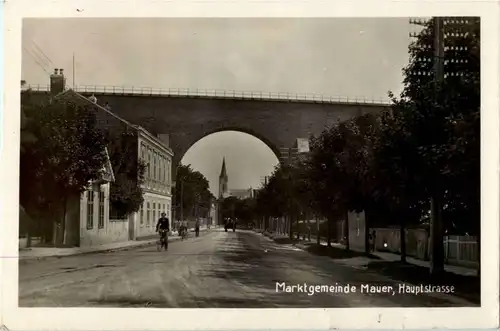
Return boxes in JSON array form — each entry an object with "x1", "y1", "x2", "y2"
[{"x1": 24, "y1": 84, "x2": 390, "y2": 169}]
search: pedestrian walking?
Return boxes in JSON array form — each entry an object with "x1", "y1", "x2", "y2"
[{"x1": 195, "y1": 219, "x2": 200, "y2": 237}]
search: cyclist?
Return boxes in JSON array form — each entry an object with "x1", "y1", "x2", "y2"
[
  {"x1": 156, "y1": 212, "x2": 170, "y2": 249},
  {"x1": 178, "y1": 220, "x2": 187, "y2": 238}
]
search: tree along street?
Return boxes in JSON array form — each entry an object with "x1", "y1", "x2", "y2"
[
  {"x1": 250, "y1": 18, "x2": 480, "y2": 274},
  {"x1": 19, "y1": 230, "x2": 474, "y2": 308}
]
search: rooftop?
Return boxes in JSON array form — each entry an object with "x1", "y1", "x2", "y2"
[{"x1": 53, "y1": 89, "x2": 173, "y2": 155}]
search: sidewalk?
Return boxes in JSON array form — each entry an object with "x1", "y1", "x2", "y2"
[
  {"x1": 261, "y1": 231, "x2": 477, "y2": 277},
  {"x1": 372, "y1": 251, "x2": 478, "y2": 277},
  {"x1": 258, "y1": 230, "x2": 479, "y2": 303},
  {"x1": 19, "y1": 227, "x2": 209, "y2": 262}
]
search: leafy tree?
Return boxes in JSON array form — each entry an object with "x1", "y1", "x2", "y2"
[
  {"x1": 292, "y1": 112, "x2": 396, "y2": 252},
  {"x1": 255, "y1": 180, "x2": 274, "y2": 228},
  {"x1": 20, "y1": 85, "x2": 37, "y2": 153},
  {"x1": 386, "y1": 17, "x2": 480, "y2": 270},
  {"x1": 236, "y1": 198, "x2": 258, "y2": 223},
  {"x1": 370, "y1": 102, "x2": 427, "y2": 261},
  {"x1": 20, "y1": 98, "x2": 108, "y2": 245},
  {"x1": 305, "y1": 121, "x2": 357, "y2": 246},
  {"x1": 173, "y1": 164, "x2": 212, "y2": 221},
  {"x1": 255, "y1": 163, "x2": 309, "y2": 238},
  {"x1": 107, "y1": 129, "x2": 146, "y2": 218},
  {"x1": 220, "y1": 196, "x2": 240, "y2": 220},
  {"x1": 220, "y1": 197, "x2": 259, "y2": 224}
]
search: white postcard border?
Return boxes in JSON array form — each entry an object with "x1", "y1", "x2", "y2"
[{"x1": 1, "y1": 0, "x2": 499, "y2": 330}]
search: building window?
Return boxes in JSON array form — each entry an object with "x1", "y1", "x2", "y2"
[
  {"x1": 159, "y1": 156, "x2": 162, "y2": 185},
  {"x1": 148, "y1": 148, "x2": 153, "y2": 179},
  {"x1": 158, "y1": 154, "x2": 161, "y2": 183},
  {"x1": 158, "y1": 155, "x2": 161, "y2": 183},
  {"x1": 153, "y1": 202, "x2": 156, "y2": 222},
  {"x1": 140, "y1": 202, "x2": 144, "y2": 225},
  {"x1": 159, "y1": 156, "x2": 163, "y2": 183},
  {"x1": 86, "y1": 190, "x2": 94, "y2": 229},
  {"x1": 165, "y1": 157, "x2": 172, "y2": 186},
  {"x1": 167, "y1": 160, "x2": 171, "y2": 184},
  {"x1": 147, "y1": 202, "x2": 150, "y2": 225},
  {"x1": 98, "y1": 189, "x2": 105, "y2": 229},
  {"x1": 156, "y1": 156, "x2": 159, "y2": 187},
  {"x1": 141, "y1": 143, "x2": 146, "y2": 162},
  {"x1": 158, "y1": 155, "x2": 161, "y2": 184},
  {"x1": 153, "y1": 152, "x2": 157, "y2": 181},
  {"x1": 147, "y1": 148, "x2": 151, "y2": 179},
  {"x1": 166, "y1": 158, "x2": 169, "y2": 185}
]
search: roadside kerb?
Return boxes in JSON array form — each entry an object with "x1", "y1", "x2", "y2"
[{"x1": 19, "y1": 228, "x2": 210, "y2": 264}]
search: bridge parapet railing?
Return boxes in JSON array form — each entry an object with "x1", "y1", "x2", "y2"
[{"x1": 21, "y1": 84, "x2": 391, "y2": 105}]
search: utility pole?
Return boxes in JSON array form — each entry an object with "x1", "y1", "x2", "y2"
[
  {"x1": 429, "y1": 17, "x2": 445, "y2": 276},
  {"x1": 410, "y1": 17, "x2": 446, "y2": 275}
]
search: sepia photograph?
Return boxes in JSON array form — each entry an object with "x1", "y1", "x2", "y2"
[
  {"x1": 1, "y1": 1, "x2": 499, "y2": 330},
  {"x1": 17, "y1": 16, "x2": 481, "y2": 308}
]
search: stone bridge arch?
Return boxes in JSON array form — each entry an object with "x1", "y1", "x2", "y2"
[{"x1": 175, "y1": 126, "x2": 283, "y2": 173}]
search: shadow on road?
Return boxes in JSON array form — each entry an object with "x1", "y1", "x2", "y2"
[
  {"x1": 192, "y1": 233, "x2": 457, "y2": 307},
  {"x1": 303, "y1": 244, "x2": 381, "y2": 260},
  {"x1": 273, "y1": 237, "x2": 300, "y2": 245},
  {"x1": 193, "y1": 234, "x2": 346, "y2": 307},
  {"x1": 265, "y1": 233, "x2": 479, "y2": 306}
]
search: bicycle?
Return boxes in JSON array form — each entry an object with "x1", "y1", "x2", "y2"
[{"x1": 156, "y1": 229, "x2": 169, "y2": 251}]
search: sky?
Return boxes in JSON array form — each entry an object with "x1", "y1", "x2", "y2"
[{"x1": 21, "y1": 18, "x2": 418, "y2": 194}]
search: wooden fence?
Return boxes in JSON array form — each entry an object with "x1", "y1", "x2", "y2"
[{"x1": 289, "y1": 226, "x2": 479, "y2": 269}]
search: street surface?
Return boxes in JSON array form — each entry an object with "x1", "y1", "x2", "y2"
[{"x1": 19, "y1": 229, "x2": 473, "y2": 307}]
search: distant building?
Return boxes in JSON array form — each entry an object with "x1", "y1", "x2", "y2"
[
  {"x1": 228, "y1": 188, "x2": 254, "y2": 199},
  {"x1": 217, "y1": 157, "x2": 256, "y2": 200},
  {"x1": 209, "y1": 202, "x2": 217, "y2": 225}
]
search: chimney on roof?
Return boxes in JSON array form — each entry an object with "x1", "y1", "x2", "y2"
[
  {"x1": 50, "y1": 68, "x2": 66, "y2": 95},
  {"x1": 89, "y1": 93, "x2": 97, "y2": 104}
]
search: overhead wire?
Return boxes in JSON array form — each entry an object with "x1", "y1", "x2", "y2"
[{"x1": 23, "y1": 39, "x2": 75, "y2": 89}]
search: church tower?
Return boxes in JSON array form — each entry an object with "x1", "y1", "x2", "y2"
[{"x1": 219, "y1": 157, "x2": 228, "y2": 198}]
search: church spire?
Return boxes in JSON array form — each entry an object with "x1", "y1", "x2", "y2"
[
  {"x1": 219, "y1": 157, "x2": 229, "y2": 199},
  {"x1": 219, "y1": 157, "x2": 227, "y2": 178}
]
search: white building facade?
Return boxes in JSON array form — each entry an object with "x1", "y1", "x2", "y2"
[
  {"x1": 73, "y1": 148, "x2": 126, "y2": 247},
  {"x1": 77, "y1": 127, "x2": 174, "y2": 244},
  {"x1": 133, "y1": 127, "x2": 174, "y2": 239},
  {"x1": 79, "y1": 182, "x2": 132, "y2": 246}
]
